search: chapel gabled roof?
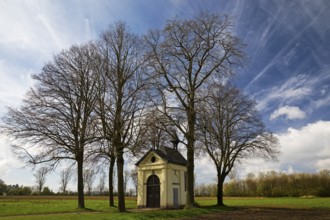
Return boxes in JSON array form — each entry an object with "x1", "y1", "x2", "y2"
[{"x1": 135, "y1": 146, "x2": 187, "y2": 167}]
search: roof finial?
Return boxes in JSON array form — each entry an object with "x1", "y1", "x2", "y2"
[{"x1": 170, "y1": 131, "x2": 180, "y2": 151}]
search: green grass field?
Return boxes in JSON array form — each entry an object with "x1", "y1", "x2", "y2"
[{"x1": 0, "y1": 196, "x2": 329, "y2": 220}]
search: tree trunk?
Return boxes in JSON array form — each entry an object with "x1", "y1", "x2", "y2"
[
  {"x1": 117, "y1": 150, "x2": 126, "y2": 212},
  {"x1": 217, "y1": 172, "x2": 225, "y2": 206},
  {"x1": 108, "y1": 155, "x2": 115, "y2": 207},
  {"x1": 77, "y1": 156, "x2": 85, "y2": 209},
  {"x1": 185, "y1": 108, "x2": 196, "y2": 208},
  {"x1": 186, "y1": 146, "x2": 195, "y2": 208}
]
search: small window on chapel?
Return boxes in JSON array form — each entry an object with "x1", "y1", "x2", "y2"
[{"x1": 150, "y1": 156, "x2": 156, "y2": 163}]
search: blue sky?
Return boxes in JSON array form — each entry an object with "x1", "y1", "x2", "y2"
[{"x1": 1, "y1": 0, "x2": 330, "y2": 191}]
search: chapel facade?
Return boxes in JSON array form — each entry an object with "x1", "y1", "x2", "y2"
[{"x1": 135, "y1": 146, "x2": 187, "y2": 209}]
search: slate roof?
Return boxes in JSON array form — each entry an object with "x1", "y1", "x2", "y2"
[{"x1": 135, "y1": 146, "x2": 187, "y2": 167}]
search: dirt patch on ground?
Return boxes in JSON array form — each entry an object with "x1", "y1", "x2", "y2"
[{"x1": 183, "y1": 208, "x2": 330, "y2": 220}]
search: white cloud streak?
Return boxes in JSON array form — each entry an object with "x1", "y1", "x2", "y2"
[{"x1": 270, "y1": 105, "x2": 306, "y2": 120}]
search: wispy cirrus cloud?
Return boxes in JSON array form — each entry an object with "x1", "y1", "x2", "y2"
[
  {"x1": 255, "y1": 74, "x2": 312, "y2": 110},
  {"x1": 255, "y1": 67, "x2": 330, "y2": 116},
  {"x1": 0, "y1": 1, "x2": 95, "y2": 61},
  {"x1": 0, "y1": 0, "x2": 103, "y2": 113},
  {"x1": 0, "y1": 61, "x2": 34, "y2": 114}
]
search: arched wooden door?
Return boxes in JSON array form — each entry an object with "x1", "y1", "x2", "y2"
[{"x1": 146, "y1": 175, "x2": 160, "y2": 208}]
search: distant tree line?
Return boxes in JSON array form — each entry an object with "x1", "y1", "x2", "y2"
[
  {"x1": 194, "y1": 170, "x2": 330, "y2": 197},
  {"x1": 194, "y1": 183, "x2": 217, "y2": 197},
  {"x1": 224, "y1": 170, "x2": 330, "y2": 197},
  {"x1": 0, "y1": 177, "x2": 137, "y2": 197},
  {"x1": 0, "y1": 179, "x2": 54, "y2": 196},
  {"x1": 0, "y1": 164, "x2": 138, "y2": 197}
]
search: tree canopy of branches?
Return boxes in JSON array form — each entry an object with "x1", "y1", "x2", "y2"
[
  {"x1": 145, "y1": 12, "x2": 244, "y2": 207},
  {"x1": 139, "y1": 108, "x2": 177, "y2": 151},
  {"x1": 1, "y1": 43, "x2": 101, "y2": 209},
  {"x1": 198, "y1": 83, "x2": 279, "y2": 205},
  {"x1": 96, "y1": 22, "x2": 149, "y2": 211}
]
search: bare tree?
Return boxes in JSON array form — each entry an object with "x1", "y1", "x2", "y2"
[
  {"x1": 123, "y1": 170, "x2": 130, "y2": 195},
  {"x1": 130, "y1": 167, "x2": 138, "y2": 196},
  {"x1": 59, "y1": 167, "x2": 72, "y2": 194},
  {"x1": 198, "y1": 83, "x2": 279, "y2": 206},
  {"x1": 97, "y1": 22, "x2": 149, "y2": 211},
  {"x1": 0, "y1": 179, "x2": 6, "y2": 195},
  {"x1": 84, "y1": 168, "x2": 96, "y2": 196},
  {"x1": 89, "y1": 140, "x2": 116, "y2": 205},
  {"x1": 1, "y1": 43, "x2": 101, "y2": 209},
  {"x1": 34, "y1": 167, "x2": 50, "y2": 193},
  {"x1": 98, "y1": 170, "x2": 106, "y2": 195},
  {"x1": 144, "y1": 12, "x2": 244, "y2": 207}
]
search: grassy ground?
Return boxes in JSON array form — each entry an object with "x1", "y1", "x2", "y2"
[
  {"x1": 225, "y1": 197, "x2": 330, "y2": 209},
  {"x1": 0, "y1": 196, "x2": 329, "y2": 220}
]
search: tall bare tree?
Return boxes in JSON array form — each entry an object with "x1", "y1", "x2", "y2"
[
  {"x1": 84, "y1": 168, "x2": 96, "y2": 195},
  {"x1": 91, "y1": 56, "x2": 117, "y2": 206},
  {"x1": 123, "y1": 170, "x2": 130, "y2": 194},
  {"x1": 1, "y1": 43, "x2": 101, "y2": 209},
  {"x1": 97, "y1": 22, "x2": 148, "y2": 212},
  {"x1": 198, "y1": 83, "x2": 279, "y2": 205},
  {"x1": 98, "y1": 170, "x2": 106, "y2": 195},
  {"x1": 34, "y1": 167, "x2": 50, "y2": 193},
  {"x1": 145, "y1": 12, "x2": 244, "y2": 207},
  {"x1": 59, "y1": 167, "x2": 72, "y2": 194}
]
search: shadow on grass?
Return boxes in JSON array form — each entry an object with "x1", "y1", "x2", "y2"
[
  {"x1": 75, "y1": 207, "x2": 97, "y2": 212},
  {"x1": 123, "y1": 204, "x2": 241, "y2": 220},
  {"x1": 202, "y1": 204, "x2": 239, "y2": 211},
  {"x1": 194, "y1": 201, "x2": 241, "y2": 211}
]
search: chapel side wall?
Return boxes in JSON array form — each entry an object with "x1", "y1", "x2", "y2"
[
  {"x1": 180, "y1": 167, "x2": 186, "y2": 205},
  {"x1": 168, "y1": 164, "x2": 187, "y2": 207}
]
